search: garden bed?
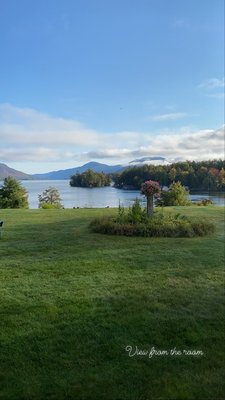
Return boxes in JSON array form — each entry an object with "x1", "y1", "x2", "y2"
[{"x1": 90, "y1": 212, "x2": 215, "y2": 237}]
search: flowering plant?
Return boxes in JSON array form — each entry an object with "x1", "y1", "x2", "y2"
[{"x1": 141, "y1": 180, "x2": 161, "y2": 196}]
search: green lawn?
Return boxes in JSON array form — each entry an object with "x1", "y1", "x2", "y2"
[{"x1": 0, "y1": 207, "x2": 224, "y2": 400}]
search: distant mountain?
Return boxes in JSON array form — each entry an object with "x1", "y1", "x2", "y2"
[
  {"x1": 32, "y1": 162, "x2": 124, "y2": 180},
  {"x1": 31, "y1": 158, "x2": 173, "y2": 180},
  {"x1": 0, "y1": 163, "x2": 32, "y2": 180},
  {"x1": 1, "y1": 157, "x2": 173, "y2": 181}
]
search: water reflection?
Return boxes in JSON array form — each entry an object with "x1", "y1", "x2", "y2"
[{"x1": 19, "y1": 180, "x2": 225, "y2": 209}]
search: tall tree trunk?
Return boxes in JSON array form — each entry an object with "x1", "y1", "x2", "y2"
[{"x1": 147, "y1": 195, "x2": 154, "y2": 217}]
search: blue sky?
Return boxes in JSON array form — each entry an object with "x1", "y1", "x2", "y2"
[{"x1": 0, "y1": 0, "x2": 224, "y2": 173}]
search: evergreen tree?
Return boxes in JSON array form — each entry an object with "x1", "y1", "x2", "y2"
[{"x1": 0, "y1": 177, "x2": 29, "y2": 208}]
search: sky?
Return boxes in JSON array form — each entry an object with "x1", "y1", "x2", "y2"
[{"x1": 0, "y1": 0, "x2": 224, "y2": 174}]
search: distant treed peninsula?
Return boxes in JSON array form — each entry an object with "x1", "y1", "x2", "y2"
[{"x1": 113, "y1": 160, "x2": 225, "y2": 191}]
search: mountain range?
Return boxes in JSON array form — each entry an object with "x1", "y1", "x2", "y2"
[
  {"x1": 0, "y1": 157, "x2": 170, "y2": 180},
  {"x1": 32, "y1": 161, "x2": 124, "y2": 180}
]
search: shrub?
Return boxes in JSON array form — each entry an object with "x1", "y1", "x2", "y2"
[
  {"x1": 90, "y1": 200, "x2": 215, "y2": 238},
  {"x1": 40, "y1": 203, "x2": 63, "y2": 209},
  {"x1": 117, "y1": 201, "x2": 126, "y2": 223},
  {"x1": 90, "y1": 212, "x2": 215, "y2": 238},
  {"x1": 127, "y1": 198, "x2": 147, "y2": 223},
  {"x1": 157, "y1": 182, "x2": 191, "y2": 206},
  {"x1": 116, "y1": 199, "x2": 147, "y2": 224},
  {"x1": 191, "y1": 221, "x2": 215, "y2": 236},
  {"x1": 194, "y1": 199, "x2": 214, "y2": 206}
]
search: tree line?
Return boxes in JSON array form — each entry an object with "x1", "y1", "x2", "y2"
[{"x1": 113, "y1": 160, "x2": 225, "y2": 191}]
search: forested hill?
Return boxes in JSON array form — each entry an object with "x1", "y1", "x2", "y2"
[
  {"x1": 114, "y1": 160, "x2": 225, "y2": 191},
  {"x1": 0, "y1": 163, "x2": 31, "y2": 180}
]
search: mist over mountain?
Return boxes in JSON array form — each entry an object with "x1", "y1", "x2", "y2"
[{"x1": 129, "y1": 156, "x2": 171, "y2": 166}]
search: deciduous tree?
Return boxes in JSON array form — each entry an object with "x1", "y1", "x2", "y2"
[
  {"x1": 38, "y1": 187, "x2": 63, "y2": 209},
  {"x1": 159, "y1": 181, "x2": 191, "y2": 206}
]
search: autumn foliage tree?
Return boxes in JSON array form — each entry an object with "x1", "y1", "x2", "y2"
[{"x1": 141, "y1": 180, "x2": 161, "y2": 216}]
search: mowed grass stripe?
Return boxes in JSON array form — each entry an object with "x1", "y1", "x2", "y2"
[{"x1": 0, "y1": 207, "x2": 224, "y2": 400}]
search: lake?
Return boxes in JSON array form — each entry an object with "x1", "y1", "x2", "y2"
[{"x1": 18, "y1": 180, "x2": 225, "y2": 209}]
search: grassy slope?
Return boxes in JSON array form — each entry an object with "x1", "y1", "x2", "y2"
[{"x1": 0, "y1": 207, "x2": 224, "y2": 400}]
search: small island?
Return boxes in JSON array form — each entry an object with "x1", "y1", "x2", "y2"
[{"x1": 70, "y1": 169, "x2": 111, "y2": 188}]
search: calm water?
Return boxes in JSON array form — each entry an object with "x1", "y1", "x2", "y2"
[{"x1": 17, "y1": 180, "x2": 225, "y2": 209}]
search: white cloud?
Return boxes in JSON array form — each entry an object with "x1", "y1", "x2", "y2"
[
  {"x1": 197, "y1": 78, "x2": 224, "y2": 101},
  {"x1": 148, "y1": 112, "x2": 188, "y2": 122},
  {"x1": 0, "y1": 103, "x2": 99, "y2": 146},
  {"x1": 83, "y1": 126, "x2": 224, "y2": 162},
  {"x1": 0, "y1": 147, "x2": 63, "y2": 162},
  {"x1": 0, "y1": 103, "x2": 224, "y2": 167},
  {"x1": 84, "y1": 148, "x2": 134, "y2": 159},
  {"x1": 198, "y1": 78, "x2": 225, "y2": 90}
]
